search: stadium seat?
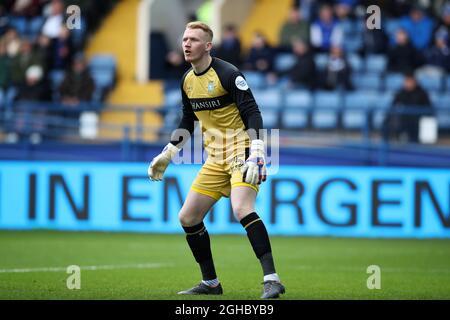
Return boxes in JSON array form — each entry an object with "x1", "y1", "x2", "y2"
[
  {"x1": 342, "y1": 91, "x2": 377, "y2": 129},
  {"x1": 384, "y1": 73, "x2": 404, "y2": 91},
  {"x1": 347, "y1": 54, "x2": 364, "y2": 73},
  {"x1": 447, "y1": 75, "x2": 450, "y2": 91},
  {"x1": 282, "y1": 109, "x2": 309, "y2": 129},
  {"x1": 385, "y1": 18, "x2": 401, "y2": 45},
  {"x1": 285, "y1": 90, "x2": 312, "y2": 108},
  {"x1": 436, "y1": 94, "x2": 450, "y2": 109},
  {"x1": 312, "y1": 91, "x2": 342, "y2": 129},
  {"x1": 343, "y1": 37, "x2": 363, "y2": 53},
  {"x1": 164, "y1": 89, "x2": 182, "y2": 108},
  {"x1": 416, "y1": 74, "x2": 443, "y2": 92},
  {"x1": 261, "y1": 109, "x2": 279, "y2": 128},
  {"x1": 365, "y1": 54, "x2": 387, "y2": 74},
  {"x1": 252, "y1": 89, "x2": 281, "y2": 109},
  {"x1": 351, "y1": 73, "x2": 382, "y2": 90},
  {"x1": 89, "y1": 54, "x2": 117, "y2": 71},
  {"x1": 372, "y1": 91, "x2": 394, "y2": 129},
  {"x1": 243, "y1": 71, "x2": 266, "y2": 89},
  {"x1": 343, "y1": 91, "x2": 378, "y2": 109},
  {"x1": 314, "y1": 91, "x2": 342, "y2": 109},
  {"x1": 314, "y1": 54, "x2": 328, "y2": 70},
  {"x1": 274, "y1": 53, "x2": 297, "y2": 73}
]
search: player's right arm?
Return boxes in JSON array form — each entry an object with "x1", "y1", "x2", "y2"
[{"x1": 148, "y1": 79, "x2": 197, "y2": 181}]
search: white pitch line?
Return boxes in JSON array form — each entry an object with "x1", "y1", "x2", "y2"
[{"x1": 0, "y1": 263, "x2": 173, "y2": 274}]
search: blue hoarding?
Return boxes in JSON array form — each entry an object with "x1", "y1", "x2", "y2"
[{"x1": 0, "y1": 161, "x2": 449, "y2": 238}]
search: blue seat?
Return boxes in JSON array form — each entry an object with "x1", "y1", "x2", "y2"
[
  {"x1": 92, "y1": 70, "x2": 114, "y2": 87},
  {"x1": 9, "y1": 17, "x2": 27, "y2": 35},
  {"x1": 314, "y1": 54, "x2": 328, "y2": 70},
  {"x1": 347, "y1": 54, "x2": 363, "y2": 72},
  {"x1": 243, "y1": 71, "x2": 265, "y2": 89},
  {"x1": 274, "y1": 53, "x2": 296, "y2": 73},
  {"x1": 312, "y1": 91, "x2": 341, "y2": 129},
  {"x1": 314, "y1": 91, "x2": 342, "y2": 109},
  {"x1": 342, "y1": 91, "x2": 376, "y2": 129},
  {"x1": 343, "y1": 91, "x2": 377, "y2": 109},
  {"x1": 164, "y1": 89, "x2": 181, "y2": 108},
  {"x1": 365, "y1": 54, "x2": 387, "y2": 74},
  {"x1": 89, "y1": 55, "x2": 117, "y2": 71},
  {"x1": 436, "y1": 94, "x2": 450, "y2": 109},
  {"x1": 342, "y1": 110, "x2": 369, "y2": 129},
  {"x1": 282, "y1": 109, "x2": 308, "y2": 129},
  {"x1": 252, "y1": 89, "x2": 281, "y2": 109},
  {"x1": 49, "y1": 70, "x2": 65, "y2": 90},
  {"x1": 437, "y1": 110, "x2": 450, "y2": 129},
  {"x1": 384, "y1": 73, "x2": 404, "y2": 91},
  {"x1": 351, "y1": 73, "x2": 382, "y2": 90},
  {"x1": 447, "y1": 75, "x2": 450, "y2": 91},
  {"x1": 385, "y1": 18, "x2": 401, "y2": 45},
  {"x1": 261, "y1": 110, "x2": 279, "y2": 128},
  {"x1": 416, "y1": 74, "x2": 442, "y2": 92},
  {"x1": 343, "y1": 37, "x2": 363, "y2": 53},
  {"x1": 285, "y1": 90, "x2": 312, "y2": 108},
  {"x1": 372, "y1": 91, "x2": 394, "y2": 129}
]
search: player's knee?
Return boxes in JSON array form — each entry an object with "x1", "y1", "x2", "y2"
[
  {"x1": 178, "y1": 210, "x2": 201, "y2": 227},
  {"x1": 233, "y1": 205, "x2": 254, "y2": 221}
]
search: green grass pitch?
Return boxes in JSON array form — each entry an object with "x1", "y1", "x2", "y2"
[{"x1": 0, "y1": 230, "x2": 449, "y2": 299}]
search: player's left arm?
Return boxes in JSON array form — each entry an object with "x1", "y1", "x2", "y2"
[{"x1": 226, "y1": 71, "x2": 267, "y2": 186}]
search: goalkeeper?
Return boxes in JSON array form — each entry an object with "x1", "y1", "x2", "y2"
[{"x1": 148, "y1": 21, "x2": 285, "y2": 299}]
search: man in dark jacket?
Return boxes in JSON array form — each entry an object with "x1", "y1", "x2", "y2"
[{"x1": 383, "y1": 72, "x2": 433, "y2": 143}]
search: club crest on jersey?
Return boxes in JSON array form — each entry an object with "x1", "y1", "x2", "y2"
[{"x1": 207, "y1": 81, "x2": 215, "y2": 93}]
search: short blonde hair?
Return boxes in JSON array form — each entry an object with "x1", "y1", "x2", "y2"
[{"x1": 186, "y1": 21, "x2": 213, "y2": 42}]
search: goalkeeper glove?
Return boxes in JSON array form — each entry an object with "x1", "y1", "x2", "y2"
[
  {"x1": 148, "y1": 143, "x2": 180, "y2": 181},
  {"x1": 241, "y1": 139, "x2": 267, "y2": 186}
]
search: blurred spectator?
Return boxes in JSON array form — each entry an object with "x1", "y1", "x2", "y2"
[
  {"x1": 421, "y1": 30, "x2": 450, "y2": 75},
  {"x1": 310, "y1": 4, "x2": 343, "y2": 52},
  {"x1": 399, "y1": 6, "x2": 435, "y2": 50},
  {"x1": 4, "y1": 65, "x2": 49, "y2": 144},
  {"x1": 49, "y1": 26, "x2": 73, "y2": 70},
  {"x1": 434, "y1": 3, "x2": 450, "y2": 45},
  {"x1": 387, "y1": 29, "x2": 421, "y2": 73},
  {"x1": 0, "y1": 5, "x2": 9, "y2": 36},
  {"x1": 10, "y1": 38, "x2": 44, "y2": 86},
  {"x1": 41, "y1": 0, "x2": 64, "y2": 40},
  {"x1": 214, "y1": 24, "x2": 242, "y2": 67},
  {"x1": 243, "y1": 32, "x2": 274, "y2": 74},
  {"x1": 4, "y1": 28, "x2": 21, "y2": 57},
  {"x1": 322, "y1": 45, "x2": 353, "y2": 91},
  {"x1": 0, "y1": 40, "x2": 12, "y2": 109},
  {"x1": 165, "y1": 50, "x2": 189, "y2": 79},
  {"x1": 293, "y1": 0, "x2": 318, "y2": 21},
  {"x1": 59, "y1": 53, "x2": 95, "y2": 108},
  {"x1": 382, "y1": 72, "x2": 433, "y2": 143},
  {"x1": 284, "y1": 39, "x2": 316, "y2": 89},
  {"x1": 362, "y1": 24, "x2": 388, "y2": 54},
  {"x1": 279, "y1": 6, "x2": 310, "y2": 51},
  {"x1": 17, "y1": 64, "x2": 50, "y2": 101}
]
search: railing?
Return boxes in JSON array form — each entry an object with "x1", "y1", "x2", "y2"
[{"x1": 1, "y1": 101, "x2": 450, "y2": 165}]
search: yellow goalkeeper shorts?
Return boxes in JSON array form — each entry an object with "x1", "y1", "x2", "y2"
[{"x1": 191, "y1": 156, "x2": 259, "y2": 200}]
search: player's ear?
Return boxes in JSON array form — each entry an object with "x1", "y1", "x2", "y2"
[{"x1": 205, "y1": 41, "x2": 213, "y2": 53}]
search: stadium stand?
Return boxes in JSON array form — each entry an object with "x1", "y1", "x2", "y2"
[{"x1": 1, "y1": 0, "x2": 450, "y2": 163}]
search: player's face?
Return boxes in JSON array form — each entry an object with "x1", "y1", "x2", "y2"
[{"x1": 182, "y1": 28, "x2": 211, "y2": 63}]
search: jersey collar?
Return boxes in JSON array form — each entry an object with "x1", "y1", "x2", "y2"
[{"x1": 193, "y1": 57, "x2": 214, "y2": 76}]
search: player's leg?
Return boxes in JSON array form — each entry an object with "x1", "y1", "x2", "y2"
[
  {"x1": 230, "y1": 185, "x2": 285, "y2": 299},
  {"x1": 177, "y1": 189, "x2": 223, "y2": 295}
]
